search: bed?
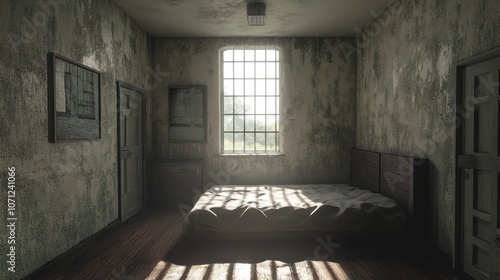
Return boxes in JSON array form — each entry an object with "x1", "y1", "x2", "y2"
[{"x1": 184, "y1": 149, "x2": 427, "y2": 240}]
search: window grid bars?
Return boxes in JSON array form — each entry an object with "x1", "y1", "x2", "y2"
[{"x1": 223, "y1": 49, "x2": 279, "y2": 153}]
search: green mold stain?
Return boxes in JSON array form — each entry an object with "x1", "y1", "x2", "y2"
[
  {"x1": 307, "y1": 122, "x2": 354, "y2": 146},
  {"x1": 130, "y1": 37, "x2": 137, "y2": 53},
  {"x1": 333, "y1": 77, "x2": 340, "y2": 95},
  {"x1": 293, "y1": 38, "x2": 323, "y2": 66},
  {"x1": 322, "y1": 102, "x2": 334, "y2": 119},
  {"x1": 373, "y1": 51, "x2": 381, "y2": 79},
  {"x1": 98, "y1": 176, "x2": 112, "y2": 220},
  {"x1": 192, "y1": 39, "x2": 206, "y2": 54},
  {"x1": 293, "y1": 38, "x2": 334, "y2": 89},
  {"x1": 76, "y1": 196, "x2": 97, "y2": 236}
]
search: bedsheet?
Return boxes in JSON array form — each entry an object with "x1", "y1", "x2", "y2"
[{"x1": 186, "y1": 184, "x2": 408, "y2": 232}]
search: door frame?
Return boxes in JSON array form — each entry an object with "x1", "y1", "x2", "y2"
[
  {"x1": 116, "y1": 81, "x2": 147, "y2": 222},
  {"x1": 455, "y1": 46, "x2": 500, "y2": 270}
]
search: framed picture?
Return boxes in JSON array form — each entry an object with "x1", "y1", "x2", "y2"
[
  {"x1": 48, "y1": 52, "x2": 101, "y2": 142},
  {"x1": 168, "y1": 85, "x2": 207, "y2": 143}
]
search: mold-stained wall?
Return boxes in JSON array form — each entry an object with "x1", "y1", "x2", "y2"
[
  {"x1": 0, "y1": 1, "x2": 151, "y2": 279},
  {"x1": 356, "y1": 0, "x2": 500, "y2": 257},
  {"x1": 151, "y1": 38, "x2": 356, "y2": 185}
]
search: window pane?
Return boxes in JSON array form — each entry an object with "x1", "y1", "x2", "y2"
[
  {"x1": 224, "y1": 63, "x2": 233, "y2": 78},
  {"x1": 276, "y1": 115, "x2": 280, "y2": 131},
  {"x1": 275, "y1": 80, "x2": 280, "y2": 95},
  {"x1": 234, "y1": 50, "x2": 244, "y2": 61},
  {"x1": 266, "y1": 115, "x2": 276, "y2": 131},
  {"x1": 234, "y1": 133, "x2": 244, "y2": 150},
  {"x1": 276, "y1": 51, "x2": 280, "y2": 61},
  {"x1": 224, "y1": 115, "x2": 234, "y2": 131},
  {"x1": 224, "y1": 79, "x2": 233, "y2": 95},
  {"x1": 256, "y1": 133, "x2": 266, "y2": 150},
  {"x1": 234, "y1": 62, "x2": 244, "y2": 78},
  {"x1": 224, "y1": 133, "x2": 233, "y2": 150},
  {"x1": 245, "y1": 115, "x2": 255, "y2": 131},
  {"x1": 256, "y1": 115, "x2": 265, "y2": 131},
  {"x1": 266, "y1": 97, "x2": 276, "y2": 114},
  {"x1": 245, "y1": 62, "x2": 255, "y2": 78},
  {"x1": 256, "y1": 50, "x2": 266, "y2": 61},
  {"x1": 266, "y1": 133, "x2": 276, "y2": 150},
  {"x1": 234, "y1": 97, "x2": 244, "y2": 114},
  {"x1": 276, "y1": 62, "x2": 280, "y2": 78},
  {"x1": 256, "y1": 79, "x2": 265, "y2": 95},
  {"x1": 224, "y1": 97, "x2": 233, "y2": 114},
  {"x1": 234, "y1": 115, "x2": 244, "y2": 131},
  {"x1": 245, "y1": 133, "x2": 255, "y2": 151},
  {"x1": 266, "y1": 80, "x2": 276, "y2": 96},
  {"x1": 256, "y1": 63, "x2": 266, "y2": 78},
  {"x1": 266, "y1": 63, "x2": 276, "y2": 78},
  {"x1": 245, "y1": 50, "x2": 254, "y2": 61},
  {"x1": 223, "y1": 50, "x2": 233, "y2": 61},
  {"x1": 234, "y1": 80, "x2": 244, "y2": 95},
  {"x1": 245, "y1": 97, "x2": 255, "y2": 114},
  {"x1": 267, "y1": 50, "x2": 276, "y2": 61},
  {"x1": 276, "y1": 97, "x2": 280, "y2": 114},
  {"x1": 255, "y1": 97, "x2": 265, "y2": 114},
  {"x1": 245, "y1": 80, "x2": 255, "y2": 95}
]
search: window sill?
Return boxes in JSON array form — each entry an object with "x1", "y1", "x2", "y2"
[{"x1": 219, "y1": 153, "x2": 283, "y2": 156}]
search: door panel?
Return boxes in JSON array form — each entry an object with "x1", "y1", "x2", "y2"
[
  {"x1": 475, "y1": 170, "x2": 493, "y2": 213},
  {"x1": 118, "y1": 84, "x2": 144, "y2": 222},
  {"x1": 460, "y1": 56, "x2": 500, "y2": 280}
]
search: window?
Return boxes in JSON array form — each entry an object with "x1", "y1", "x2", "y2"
[{"x1": 221, "y1": 49, "x2": 280, "y2": 154}]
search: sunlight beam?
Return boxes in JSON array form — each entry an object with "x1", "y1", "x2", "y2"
[{"x1": 145, "y1": 260, "x2": 169, "y2": 280}]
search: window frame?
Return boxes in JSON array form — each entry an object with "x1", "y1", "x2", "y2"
[{"x1": 219, "y1": 47, "x2": 281, "y2": 155}]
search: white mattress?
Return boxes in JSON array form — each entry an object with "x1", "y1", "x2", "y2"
[{"x1": 186, "y1": 184, "x2": 408, "y2": 233}]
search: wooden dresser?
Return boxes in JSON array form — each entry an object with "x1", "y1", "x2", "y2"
[{"x1": 151, "y1": 159, "x2": 203, "y2": 210}]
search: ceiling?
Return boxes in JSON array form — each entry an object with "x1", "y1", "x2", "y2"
[{"x1": 111, "y1": 0, "x2": 392, "y2": 37}]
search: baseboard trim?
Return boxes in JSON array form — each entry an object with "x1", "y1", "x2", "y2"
[{"x1": 23, "y1": 219, "x2": 120, "y2": 280}]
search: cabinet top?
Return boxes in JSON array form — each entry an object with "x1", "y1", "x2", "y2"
[{"x1": 152, "y1": 159, "x2": 204, "y2": 165}]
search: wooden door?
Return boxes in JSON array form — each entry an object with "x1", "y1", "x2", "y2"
[
  {"x1": 458, "y1": 56, "x2": 500, "y2": 280},
  {"x1": 118, "y1": 82, "x2": 145, "y2": 222}
]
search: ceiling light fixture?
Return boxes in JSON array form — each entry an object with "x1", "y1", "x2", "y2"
[{"x1": 247, "y1": 2, "x2": 266, "y2": 26}]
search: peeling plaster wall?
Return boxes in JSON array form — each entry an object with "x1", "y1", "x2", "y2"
[
  {"x1": 0, "y1": 0, "x2": 151, "y2": 279},
  {"x1": 356, "y1": 0, "x2": 500, "y2": 257},
  {"x1": 152, "y1": 38, "x2": 356, "y2": 185}
]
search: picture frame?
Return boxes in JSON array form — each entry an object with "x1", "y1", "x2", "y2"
[
  {"x1": 47, "y1": 52, "x2": 101, "y2": 143},
  {"x1": 167, "y1": 85, "x2": 207, "y2": 143}
]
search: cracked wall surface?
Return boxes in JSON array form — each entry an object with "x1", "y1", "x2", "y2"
[
  {"x1": 0, "y1": 0, "x2": 151, "y2": 279},
  {"x1": 356, "y1": 0, "x2": 500, "y2": 257},
  {"x1": 151, "y1": 38, "x2": 357, "y2": 186}
]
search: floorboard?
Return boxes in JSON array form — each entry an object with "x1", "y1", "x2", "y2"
[{"x1": 25, "y1": 210, "x2": 471, "y2": 280}]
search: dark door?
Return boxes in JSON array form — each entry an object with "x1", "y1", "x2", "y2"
[
  {"x1": 458, "y1": 56, "x2": 500, "y2": 280},
  {"x1": 118, "y1": 82, "x2": 145, "y2": 222}
]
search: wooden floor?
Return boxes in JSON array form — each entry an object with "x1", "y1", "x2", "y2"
[{"x1": 26, "y1": 210, "x2": 470, "y2": 280}]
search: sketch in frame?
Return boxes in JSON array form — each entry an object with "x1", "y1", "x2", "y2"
[
  {"x1": 48, "y1": 53, "x2": 101, "y2": 142},
  {"x1": 168, "y1": 85, "x2": 207, "y2": 143}
]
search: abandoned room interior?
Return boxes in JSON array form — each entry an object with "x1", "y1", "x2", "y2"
[{"x1": 1, "y1": 0, "x2": 499, "y2": 279}]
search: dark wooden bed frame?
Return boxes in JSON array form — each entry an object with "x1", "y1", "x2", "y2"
[
  {"x1": 352, "y1": 149, "x2": 427, "y2": 221},
  {"x1": 183, "y1": 149, "x2": 427, "y2": 241}
]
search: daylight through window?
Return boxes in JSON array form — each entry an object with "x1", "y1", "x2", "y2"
[{"x1": 222, "y1": 49, "x2": 280, "y2": 154}]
